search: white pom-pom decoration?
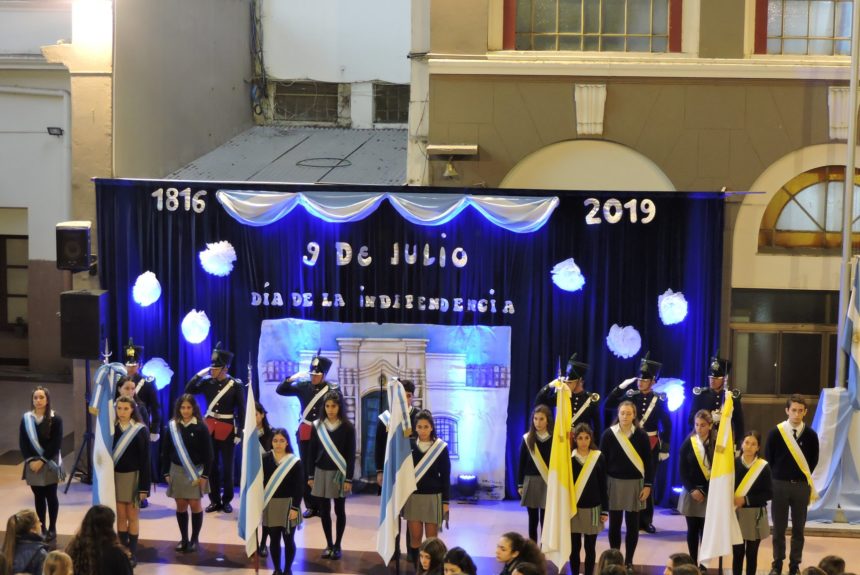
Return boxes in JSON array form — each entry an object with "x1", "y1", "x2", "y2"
[
  {"x1": 658, "y1": 289, "x2": 688, "y2": 325},
  {"x1": 606, "y1": 324, "x2": 642, "y2": 359},
  {"x1": 199, "y1": 240, "x2": 237, "y2": 277},
  {"x1": 141, "y1": 357, "x2": 174, "y2": 391},
  {"x1": 132, "y1": 271, "x2": 162, "y2": 307},
  {"x1": 181, "y1": 309, "x2": 210, "y2": 344},
  {"x1": 551, "y1": 258, "x2": 586, "y2": 292},
  {"x1": 654, "y1": 377, "x2": 686, "y2": 412}
]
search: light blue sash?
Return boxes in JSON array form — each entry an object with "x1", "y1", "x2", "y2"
[
  {"x1": 112, "y1": 422, "x2": 145, "y2": 464},
  {"x1": 263, "y1": 453, "x2": 300, "y2": 508},
  {"x1": 414, "y1": 439, "x2": 447, "y2": 483},
  {"x1": 169, "y1": 420, "x2": 202, "y2": 482},
  {"x1": 315, "y1": 420, "x2": 347, "y2": 476},
  {"x1": 23, "y1": 412, "x2": 44, "y2": 457}
]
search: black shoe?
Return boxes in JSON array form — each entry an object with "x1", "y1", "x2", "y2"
[
  {"x1": 788, "y1": 567, "x2": 800, "y2": 575},
  {"x1": 330, "y1": 546, "x2": 342, "y2": 560},
  {"x1": 321, "y1": 546, "x2": 333, "y2": 559},
  {"x1": 44, "y1": 530, "x2": 56, "y2": 542},
  {"x1": 303, "y1": 508, "x2": 318, "y2": 518},
  {"x1": 140, "y1": 499, "x2": 149, "y2": 509},
  {"x1": 175, "y1": 541, "x2": 187, "y2": 552},
  {"x1": 259, "y1": 545, "x2": 268, "y2": 558},
  {"x1": 186, "y1": 541, "x2": 198, "y2": 553},
  {"x1": 641, "y1": 524, "x2": 657, "y2": 534},
  {"x1": 626, "y1": 565, "x2": 636, "y2": 575},
  {"x1": 129, "y1": 555, "x2": 138, "y2": 568},
  {"x1": 698, "y1": 564, "x2": 707, "y2": 574},
  {"x1": 222, "y1": 502, "x2": 233, "y2": 513},
  {"x1": 205, "y1": 503, "x2": 222, "y2": 513},
  {"x1": 769, "y1": 567, "x2": 782, "y2": 575}
]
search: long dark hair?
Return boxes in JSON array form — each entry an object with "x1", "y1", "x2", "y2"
[
  {"x1": 417, "y1": 537, "x2": 447, "y2": 575},
  {"x1": 256, "y1": 401, "x2": 273, "y2": 435},
  {"x1": 526, "y1": 405, "x2": 553, "y2": 451},
  {"x1": 322, "y1": 391, "x2": 346, "y2": 423},
  {"x1": 66, "y1": 505, "x2": 125, "y2": 575},
  {"x1": 443, "y1": 547, "x2": 477, "y2": 575},
  {"x1": 31, "y1": 386, "x2": 54, "y2": 434},
  {"x1": 270, "y1": 427, "x2": 294, "y2": 454},
  {"x1": 414, "y1": 409, "x2": 438, "y2": 441},
  {"x1": 572, "y1": 423, "x2": 597, "y2": 451},
  {"x1": 115, "y1": 396, "x2": 143, "y2": 424},
  {"x1": 3, "y1": 509, "x2": 39, "y2": 570},
  {"x1": 741, "y1": 430, "x2": 762, "y2": 457},
  {"x1": 501, "y1": 532, "x2": 546, "y2": 572},
  {"x1": 172, "y1": 394, "x2": 202, "y2": 422}
]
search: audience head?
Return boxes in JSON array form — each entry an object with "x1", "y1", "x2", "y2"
[
  {"x1": 601, "y1": 566, "x2": 628, "y2": 575},
  {"x1": 42, "y1": 550, "x2": 74, "y2": 575},
  {"x1": 3, "y1": 508, "x2": 41, "y2": 566},
  {"x1": 818, "y1": 556, "x2": 846, "y2": 575},
  {"x1": 597, "y1": 548, "x2": 624, "y2": 573},
  {"x1": 672, "y1": 566, "x2": 701, "y2": 575},
  {"x1": 418, "y1": 537, "x2": 447, "y2": 575},
  {"x1": 664, "y1": 553, "x2": 695, "y2": 575},
  {"x1": 801, "y1": 568, "x2": 828, "y2": 575},
  {"x1": 443, "y1": 547, "x2": 477, "y2": 575},
  {"x1": 66, "y1": 504, "x2": 120, "y2": 575},
  {"x1": 496, "y1": 532, "x2": 545, "y2": 572},
  {"x1": 512, "y1": 563, "x2": 543, "y2": 575}
]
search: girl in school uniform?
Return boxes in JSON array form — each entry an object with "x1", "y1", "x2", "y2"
[
  {"x1": 677, "y1": 410, "x2": 714, "y2": 567},
  {"x1": 113, "y1": 396, "x2": 151, "y2": 567},
  {"x1": 307, "y1": 390, "x2": 355, "y2": 560},
  {"x1": 161, "y1": 393, "x2": 213, "y2": 553},
  {"x1": 517, "y1": 404, "x2": 553, "y2": 542},
  {"x1": 117, "y1": 377, "x2": 150, "y2": 427},
  {"x1": 404, "y1": 409, "x2": 451, "y2": 566},
  {"x1": 495, "y1": 531, "x2": 545, "y2": 575},
  {"x1": 262, "y1": 427, "x2": 304, "y2": 575},
  {"x1": 732, "y1": 430, "x2": 773, "y2": 575},
  {"x1": 18, "y1": 386, "x2": 63, "y2": 542},
  {"x1": 570, "y1": 422, "x2": 608, "y2": 575},
  {"x1": 599, "y1": 401, "x2": 653, "y2": 574},
  {"x1": 256, "y1": 400, "x2": 274, "y2": 557}
]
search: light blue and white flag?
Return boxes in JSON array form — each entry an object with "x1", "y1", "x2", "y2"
[
  {"x1": 377, "y1": 379, "x2": 417, "y2": 565},
  {"x1": 92, "y1": 362, "x2": 126, "y2": 515},
  {"x1": 238, "y1": 381, "x2": 264, "y2": 557}
]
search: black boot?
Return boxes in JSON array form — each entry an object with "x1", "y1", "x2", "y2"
[
  {"x1": 128, "y1": 534, "x2": 139, "y2": 567},
  {"x1": 188, "y1": 511, "x2": 203, "y2": 552},
  {"x1": 175, "y1": 511, "x2": 189, "y2": 552},
  {"x1": 118, "y1": 531, "x2": 129, "y2": 547}
]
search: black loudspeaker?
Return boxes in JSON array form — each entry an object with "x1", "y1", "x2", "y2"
[
  {"x1": 60, "y1": 290, "x2": 109, "y2": 360},
  {"x1": 56, "y1": 221, "x2": 92, "y2": 272}
]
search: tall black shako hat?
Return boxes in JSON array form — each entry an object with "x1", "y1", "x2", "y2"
[
  {"x1": 125, "y1": 338, "x2": 143, "y2": 366},
  {"x1": 210, "y1": 341, "x2": 234, "y2": 368},
  {"x1": 638, "y1": 352, "x2": 662, "y2": 381},
  {"x1": 564, "y1": 353, "x2": 589, "y2": 381},
  {"x1": 709, "y1": 354, "x2": 732, "y2": 378},
  {"x1": 309, "y1": 349, "x2": 332, "y2": 377}
]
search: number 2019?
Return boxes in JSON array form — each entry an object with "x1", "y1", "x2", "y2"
[
  {"x1": 584, "y1": 198, "x2": 655, "y2": 225},
  {"x1": 152, "y1": 188, "x2": 207, "y2": 213}
]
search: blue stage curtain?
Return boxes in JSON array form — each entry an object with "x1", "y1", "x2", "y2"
[{"x1": 96, "y1": 180, "x2": 723, "y2": 502}]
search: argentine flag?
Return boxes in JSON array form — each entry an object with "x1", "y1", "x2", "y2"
[
  {"x1": 377, "y1": 379, "x2": 417, "y2": 565},
  {"x1": 92, "y1": 362, "x2": 126, "y2": 515},
  {"x1": 238, "y1": 382, "x2": 264, "y2": 557}
]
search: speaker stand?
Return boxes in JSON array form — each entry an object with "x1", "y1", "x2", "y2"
[{"x1": 65, "y1": 359, "x2": 93, "y2": 492}]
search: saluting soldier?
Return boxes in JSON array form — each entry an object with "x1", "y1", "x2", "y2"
[
  {"x1": 185, "y1": 342, "x2": 245, "y2": 514},
  {"x1": 276, "y1": 351, "x2": 342, "y2": 518},
  {"x1": 122, "y1": 340, "x2": 161, "y2": 508},
  {"x1": 690, "y1": 355, "x2": 743, "y2": 450},
  {"x1": 606, "y1": 353, "x2": 671, "y2": 534},
  {"x1": 534, "y1": 354, "x2": 601, "y2": 436}
]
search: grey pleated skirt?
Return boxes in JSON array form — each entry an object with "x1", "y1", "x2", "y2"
[
  {"x1": 519, "y1": 474, "x2": 547, "y2": 509},
  {"x1": 166, "y1": 463, "x2": 209, "y2": 499},
  {"x1": 23, "y1": 460, "x2": 60, "y2": 487},
  {"x1": 263, "y1": 496, "x2": 303, "y2": 532},
  {"x1": 403, "y1": 493, "x2": 443, "y2": 524},
  {"x1": 570, "y1": 506, "x2": 604, "y2": 535},
  {"x1": 311, "y1": 467, "x2": 345, "y2": 499},
  {"x1": 115, "y1": 471, "x2": 140, "y2": 505},
  {"x1": 737, "y1": 507, "x2": 770, "y2": 541},
  {"x1": 608, "y1": 477, "x2": 646, "y2": 512},
  {"x1": 677, "y1": 489, "x2": 707, "y2": 518}
]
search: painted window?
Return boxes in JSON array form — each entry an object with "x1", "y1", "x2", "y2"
[
  {"x1": 433, "y1": 415, "x2": 459, "y2": 459},
  {"x1": 756, "y1": 0, "x2": 853, "y2": 55},
  {"x1": 508, "y1": 0, "x2": 681, "y2": 52},
  {"x1": 373, "y1": 83, "x2": 409, "y2": 124}
]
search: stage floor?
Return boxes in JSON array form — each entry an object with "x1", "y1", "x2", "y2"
[{"x1": 0, "y1": 463, "x2": 858, "y2": 575}]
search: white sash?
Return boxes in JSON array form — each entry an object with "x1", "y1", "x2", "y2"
[
  {"x1": 204, "y1": 378, "x2": 234, "y2": 418},
  {"x1": 302, "y1": 384, "x2": 330, "y2": 424},
  {"x1": 735, "y1": 458, "x2": 768, "y2": 498},
  {"x1": 777, "y1": 421, "x2": 818, "y2": 501},
  {"x1": 134, "y1": 376, "x2": 152, "y2": 396},
  {"x1": 611, "y1": 424, "x2": 644, "y2": 477},
  {"x1": 263, "y1": 453, "x2": 300, "y2": 508},
  {"x1": 112, "y1": 422, "x2": 145, "y2": 464},
  {"x1": 571, "y1": 395, "x2": 595, "y2": 425},
  {"x1": 522, "y1": 433, "x2": 549, "y2": 482},
  {"x1": 378, "y1": 410, "x2": 391, "y2": 426},
  {"x1": 169, "y1": 420, "x2": 201, "y2": 482},
  {"x1": 639, "y1": 395, "x2": 658, "y2": 427},
  {"x1": 315, "y1": 419, "x2": 347, "y2": 476},
  {"x1": 573, "y1": 450, "x2": 601, "y2": 506},
  {"x1": 691, "y1": 435, "x2": 711, "y2": 480},
  {"x1": 23, "y1": 412, "x2": 44, "y2": 458},
  {"x1": 414, "y1": 439, "x2": 448, "y2": 483}
]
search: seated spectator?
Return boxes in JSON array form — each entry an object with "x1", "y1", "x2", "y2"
[
  {"x1": 42, "y1": 550, "x2": 73, "y2": 575},
  {"x1": 496, "y1": 532, "x2": 546, "y2": 575},
  {"x1": 673, "y1": 566, "x2": 701, "y2": 575},
  {"x1": 443, "y1": 547, "x2": 477, "y2": 575},
  {"x1": 3, "y1": 509, "x2": 48, "y2": 575},
  {"x1": 512, "y1": 563, "x2": 542, "y2": 575},
  {"x1": 602, "y1": 566, "x2": 628, "y2": 575},
  {"x1": 818, "y1": 556, "x2": 846, "y2": 575},
  {"x1": 801, "y1": 568, "x2": 827, "y2": 575},
  {"x1": 597, "y1": 548, "x2": 625, "y2": 574},
  {"x1": 66, "y1": 505, "x2": 133, "y2": 575},
  {"x1": 418, "y1": 537, "x2": 447, "y2": 575},
  {"x1": 665, "y1": 552, "x2": 696, "y2": 575}
]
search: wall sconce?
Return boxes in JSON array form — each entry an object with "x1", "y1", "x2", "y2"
[
  {"x1": 426, "y1": 144, "x2": 479, "y2": 181},
  {"x1": 47, "y1": 127, "x2": 64, "y2": 136}
]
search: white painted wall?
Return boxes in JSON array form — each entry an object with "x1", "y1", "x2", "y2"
[
  {"x1": 262, "y1": 0, "x2": 410, "y2": 84},
  {"x1": 0, "y1": 1, "x2": 71, "y2": 54}
]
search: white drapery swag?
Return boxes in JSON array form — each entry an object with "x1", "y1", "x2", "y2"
[{"x1": 216, "y1": 190, "x2": 559, "y2": 233}]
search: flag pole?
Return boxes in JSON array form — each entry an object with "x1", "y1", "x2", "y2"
[{"x1": 254, "y1": 527, "x2": 259, "y2": 574}]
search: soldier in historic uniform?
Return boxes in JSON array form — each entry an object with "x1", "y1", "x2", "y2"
[
  {"x1": 690, "y1": 355, "x2": 743, "y2": 450},
  {"x1": 606, "y1": 353, "x2": 671, "y2": 534},
  {"x1": 122, "y1": 340, "x2": 161, "y2": 508},
  {"x1": 276, "y1": 351, "x2": 341, "y2": 518},
  {"x1": 534, "y1": 353, "x2": 601, "y2": 436},
  {"x1": 185, "y1": 342, "x2": 245, "y2": 514}
]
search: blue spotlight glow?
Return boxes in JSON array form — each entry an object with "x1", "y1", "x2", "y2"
[
  {"x1": 132, "y1": 271, "x2": 161, "y2": 307},
  {"x1": 654, "y1": 377, "x2": 686, "y2": 412},
  {"x1": 551, "y1": 258, "x2": 586, "y2": 292},
  {"x1": 658, "y1": 289, "x2": 688, "y2": 325},
  {"x1": 181, "y1": 309, "x2": 211, "y2": 343},
  {"x1": 199, "y1": 240, "x2": 237, "y2": 276},
  {"x1": 605, "y1": 324, "x2": 641, "y2": 359},
  {"x1": 141, "y1": 357, "x2": 174, "y2": 390},
  {"x1": 672, "y1": 486, "x2": 683, "y2": 494}
]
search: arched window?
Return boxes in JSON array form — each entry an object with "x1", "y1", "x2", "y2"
[
  {"x1": 433, "y1": 415, "x2": 459, "y2": 459},
  {"x1": 759, "y1": 166, "x2": 860, "y2": 251}
]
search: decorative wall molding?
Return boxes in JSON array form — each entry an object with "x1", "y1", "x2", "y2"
[
  {"x1": 828, "y1": 86, "x2": 850, "y2": 141},
  {"x1": 574, "y1": 83, "x2": 606, "y2": 136}
]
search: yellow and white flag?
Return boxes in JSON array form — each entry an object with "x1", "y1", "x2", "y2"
[
  {"x1": 699, "y1": 392, "x2": 743, "y2": 564},
  {"x1": 541, "y1": 379, "x2": 576, "y2": 567}
]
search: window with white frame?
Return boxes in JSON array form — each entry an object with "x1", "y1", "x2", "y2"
[{"x1": 761, "y1": 0, "x2": 853, "y2": 55}]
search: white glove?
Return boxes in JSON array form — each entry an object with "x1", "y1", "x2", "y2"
[
  {"x1": 290, "y1": 370, "x2": 309, "y2": 381},
  {"x1": 234, "y1": 435, "x2": 242, "y2": 445},
  {"x1": 196, "y1": 367, "x2": 210, "y2": 377},
  {"x1": 149, "y1": 433, "x2": 160, "y2": 442},
  {"x1": 658, "y1": 452, "x2": 670, "y2": 462},
  {"x1": 619, "y1": 377, "x2": 637, "y2": 390}
]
